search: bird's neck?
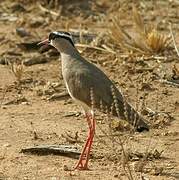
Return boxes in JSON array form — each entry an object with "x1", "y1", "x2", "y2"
[
  {"x1": 60, "y1": 47, "x2": 81, "y2": 73},
  {"x1": 53, "y1": 38, "x2": 80, "y2": 57},
  {"x1": 53, "y1": 39, "x2": 83, "y2": 70},
  {"x1": 60, "y1": 47, "x2": 80, "y2": 58},
  {"x1": 60, "y1": 47, "x2": 81, "y2": 68}
]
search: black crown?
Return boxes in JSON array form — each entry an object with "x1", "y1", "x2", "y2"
[{"x1": 49, "y1": 31, "x2": 74, "y2": 46}]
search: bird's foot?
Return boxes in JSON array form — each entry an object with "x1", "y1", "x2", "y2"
[
  {"x1": 74, "y1": 161, "x2": 89, "y2": 170},
  {"x1": 74, "y1": 144, "x2": 91, "y2": 171},
  {"x1": 74, "y1": 137, "x2": 92, "y2": 171}
]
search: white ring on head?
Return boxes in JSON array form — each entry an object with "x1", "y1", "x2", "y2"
[
  {"x1": 53, "y1": 31, "x2": 73, "y2": 41},
  {"x1": 50, "y1": 31, "x2": 75, "y2": 46}
]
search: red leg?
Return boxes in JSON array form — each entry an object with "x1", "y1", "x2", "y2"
[{"x1": 74, "y1": 112, "x2": 95, "y2": 170}]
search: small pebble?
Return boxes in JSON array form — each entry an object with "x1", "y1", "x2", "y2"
[
  {"x1": 63, "y1": 165, "x2": 69, "y2": 171},
  {"x1": 16, "y1": 28, "x2": 30, "y2": 37},
  {"x1": 21, "y1": 102, "x2": 29, "y2": 105},
  {"x1": 1, "y1": 106, "x2": 7, "y2": 109},
  {"x1": 69, "y1": 171, "x2": 76, "y2": 176},
  {"x1": 3, "y1": 143, "x2": 11, "y2": 147},
  {"x1": 51, "y1": 177, "x2": 57, "y2": 180}
]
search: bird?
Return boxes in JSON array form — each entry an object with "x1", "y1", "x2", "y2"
[{"x1": 39, "y1": 31, "x2": 149, "y2": 170}]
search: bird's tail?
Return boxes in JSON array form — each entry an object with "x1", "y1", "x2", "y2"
[
  {"x1": 112, "y1": 99, "x2": 149, "y2": 132},
  {"x1": 124, "y1": 102, "x2": 149, "y2": 132}
]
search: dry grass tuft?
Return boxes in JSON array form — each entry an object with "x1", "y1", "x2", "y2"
[
  {"x1": 172, "y1": 64, "x2": 179, "y2": 79},
  {"x1": 7, "y1": 60, "x2": 25, "y2": 83},
  {"x1": 110, "y1": 6, "x2": 171, "y2": 54}
]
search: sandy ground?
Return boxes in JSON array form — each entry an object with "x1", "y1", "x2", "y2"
[{"x1": 0, "y1": 0, "x2": 179, "y2": 179}]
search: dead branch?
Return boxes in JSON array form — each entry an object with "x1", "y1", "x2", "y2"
[{"x1": 169, "y1": 23, "x2": 179, "y2": 58}]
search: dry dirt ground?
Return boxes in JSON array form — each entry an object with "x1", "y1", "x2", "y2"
[{"x1": 0, "y1": 0, "x2": 179, "y2": 180}]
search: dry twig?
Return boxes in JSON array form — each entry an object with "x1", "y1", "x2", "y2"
[
  {"x1": 38, "y1": 3, "x2": 60, "y2": 17},
  {"x1": 76, "y1": 43, "x2": 116, "y2": 54},
  {"x1": 169, "y1": 23, "x2": 179, "y2": 58},
  {"x1": 158, "y1": 79, "x2": 179, "y2": 87},
  {"x1": 0, "y1": 86, "x2": 8, "y2": 108}
]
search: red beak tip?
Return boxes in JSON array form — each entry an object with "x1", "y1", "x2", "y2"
[{"x1": 38, "y1": 39, "x2": 49, "y2": 46}]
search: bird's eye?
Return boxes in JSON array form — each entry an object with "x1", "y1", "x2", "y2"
[{"x1": 49, "y1": 33, "x2": 58, "y2": 41}]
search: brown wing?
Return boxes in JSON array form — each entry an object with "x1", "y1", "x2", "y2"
[
  {"x1": 65, "y1": 60, "x2": 124, "y2": 112},
  {"x1": 64, "y1": 58, "x2": 149, "y2": 131}
]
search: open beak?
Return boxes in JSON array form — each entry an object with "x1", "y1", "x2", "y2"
[{"x1": 37, "y1": 39, "x2": 49, "y2": 46}]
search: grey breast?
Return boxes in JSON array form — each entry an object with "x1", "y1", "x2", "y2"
[{"x1": 62, "y1": 55, "x2": 124, "y2": 112}]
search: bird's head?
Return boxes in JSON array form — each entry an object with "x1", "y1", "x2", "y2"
[
  {"x1": 38, "y1": 31, "x2": 75, "y2": 52},
  {"x1": 49, "y1": 31, "x2": 75, "y2": 47}
]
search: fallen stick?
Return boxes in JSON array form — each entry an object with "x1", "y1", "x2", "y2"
[{"x1": 21, "y1": 144, "x2": 80, "y2": 159}]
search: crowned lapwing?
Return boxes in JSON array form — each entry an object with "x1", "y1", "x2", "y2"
[{"x1": 39, "y1": 31, "x2": 149, "y2": 170}]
